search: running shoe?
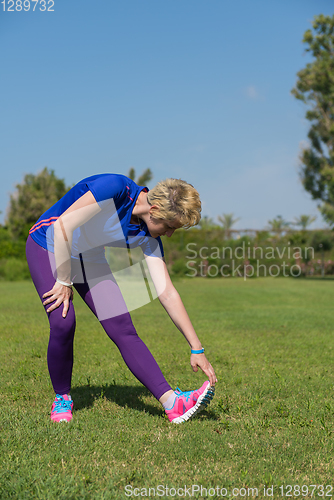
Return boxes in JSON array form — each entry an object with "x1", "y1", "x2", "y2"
[
  {"x1": 165, "y1": 381, "x2": 215, "y2": 424},
  {"x1": 50, "y1": 394, "x2": 73, "y2": 423}
]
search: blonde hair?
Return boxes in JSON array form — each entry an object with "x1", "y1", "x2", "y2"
[{"x1": 147, "y1": 178, "x2": 201, "y2": 228}]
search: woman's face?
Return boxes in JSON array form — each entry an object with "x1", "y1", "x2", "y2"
[{"x1": 146, "y1": 217, "x2": 181, "y2": 238}]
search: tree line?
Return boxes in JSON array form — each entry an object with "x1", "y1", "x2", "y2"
[{"x1": 1, "y1": 14, "x2": 334, "y2": 279}]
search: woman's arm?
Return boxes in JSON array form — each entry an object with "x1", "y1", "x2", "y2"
[
  {"x1": 53, "y1": 191, "x2": 101, "y2": 282},
  {"x1": 145, "y1": 255, "x2": 217, "y2": 386},
  {"x1": 42, "y1": 191, "x2": 101, "y2": 317}
]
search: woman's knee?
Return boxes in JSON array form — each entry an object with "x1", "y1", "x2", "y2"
[
  {"x1": 49, "y1": 304, "x2": 76, "y2": 339},
  {"x1": 101, "y1": 312, "x2": 138, "y2": 343}
]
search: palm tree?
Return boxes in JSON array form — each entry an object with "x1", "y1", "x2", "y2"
[
  {"x1": 198, "y1": 216, "x2": 215, "y2": 230},
  {"x1": 267, "y1": 215, "x2": 290, "y2": 236},
  {"x1": 127, "y1": 167, "x2": 153, "y2": 186},
  {"x1": 198, "y1": 216, "x2": 216, "y2": 244},
  {"x1": 217, "y1": 213, "x2": 240, "y2": 239},
  {"x1": 292, "y1": 215, "x2": 316, "y2": 230}
]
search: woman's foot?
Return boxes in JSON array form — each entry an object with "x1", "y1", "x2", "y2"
[
  {"x1": 50, "y1": 394, "x2": 73, "y2": 423},
  {"x1": 164, "y1": 381, "x2": 215, "y2": 424}
]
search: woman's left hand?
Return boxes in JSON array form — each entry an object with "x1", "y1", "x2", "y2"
[
  {"x1": 190, "y1": 354, "x2": 217, "y2": 387},
  {"x1": 42, "y1": 281, "x2": 73, "y2": 318}
]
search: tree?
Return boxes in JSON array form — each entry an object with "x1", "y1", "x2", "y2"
[
  {"x1": 127, "y1": 167, "x2": 153, "y2": 186},
  {"x1": 198, "y1": 216, "x2": 216, "y2": 230},
  {"x1": 6, "y1": 168, "x2": 70, "y2": 240},
  {"x1": 267, "y1": 215, "x2": 290, "y2": 236},
  {"x1": 217, "y1": 213, "x2": 240, "y2": 239},
  {"x1": 291, "y1": 14, "x2": 334, "y2": 225},
  {"x1": 292, "y1": 214, "x2": 317, "y2": 230}
]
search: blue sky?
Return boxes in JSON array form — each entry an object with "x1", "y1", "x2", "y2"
[{"x1": 1, "y1": 0, "x2": 333, "y2": 229}]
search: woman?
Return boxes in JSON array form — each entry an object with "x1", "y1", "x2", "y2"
[{"x1": 26, "y1": 173, "x2": 217, "y2": 424}]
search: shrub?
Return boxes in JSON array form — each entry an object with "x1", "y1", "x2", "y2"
[
  {"x1": 171, "y1": 258, "x2": 189, "y2": 276},
  {"x1": 0, "y1": 258, "x2": 31, "y2": 281},
  {"x1": 309, "y1": 231, "x2": 334, "y2": 252}
]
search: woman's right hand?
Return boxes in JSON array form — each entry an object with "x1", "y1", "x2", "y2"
[
  {"x1": 42, "y1": 282, "x2": 73, "y2": 318},
  {"x1": 190, "y1": 353, "x2": 218, "y2": 387}
]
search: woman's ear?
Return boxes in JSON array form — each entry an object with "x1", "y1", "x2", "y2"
[{"x1": 149, "y1": 204, "x2": 160, "y2": 217}]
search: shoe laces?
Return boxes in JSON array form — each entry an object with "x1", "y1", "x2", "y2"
[
  {"x1": 53, "y1": 395, "x2": 72, "y2": 414},
  {"x1": 175, "y1": 388, "x2": 194, "y2": 402}
]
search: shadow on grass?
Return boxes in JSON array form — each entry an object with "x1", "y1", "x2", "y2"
[
  {"x1": 71, "y1": 383, "x2": 219, "y2": 421},
  {"x1": 71, "y1": 383, "x2": 162, "y2": 416}
]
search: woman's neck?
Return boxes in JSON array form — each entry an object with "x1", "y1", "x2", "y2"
[{"x1": 132, "y1": 191, "x2": 149, "y2": 220}]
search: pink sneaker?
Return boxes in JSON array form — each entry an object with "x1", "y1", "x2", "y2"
[
  {"x1": 50, "y1": 394, "x2": 73, "y2": 423},
  {"x1": 165, "y1": 381, "x2": 215, "y2": 424}
]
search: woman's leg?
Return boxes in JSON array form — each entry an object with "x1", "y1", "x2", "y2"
[
  {"x1": 73, "y1": 259, "x2": 172, "y2": 400},
  {"x1": 73, "y1": 264, "x2": 215, "y2": 424},
  {"x1": 26, "y1": 236, "x2": 76, "y2": 395}
]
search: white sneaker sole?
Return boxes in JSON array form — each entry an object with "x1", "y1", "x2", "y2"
[{"x1": 171, "y1": 384, "x2": 215, "y2": 424}]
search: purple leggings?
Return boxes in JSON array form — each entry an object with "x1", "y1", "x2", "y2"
[{"x1": 26, "y1": 235, "x2": 172, "y2": 399}]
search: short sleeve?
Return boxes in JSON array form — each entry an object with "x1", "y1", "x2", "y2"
[{"x1": 86, "y1": 174, "x2": 127, "y2": 204}]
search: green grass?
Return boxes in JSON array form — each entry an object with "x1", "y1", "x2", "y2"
[{"x1": 1, "y1": 277, "x2": 334, "y2": 499}]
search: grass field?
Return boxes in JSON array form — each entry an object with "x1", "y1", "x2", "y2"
[{"x1": 1, "y1": 277, "x2": 334, "y2": 499}]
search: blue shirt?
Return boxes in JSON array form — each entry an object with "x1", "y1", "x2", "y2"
[{"x1": 29, "y1": 174, "x2": 164, "y2": 261}]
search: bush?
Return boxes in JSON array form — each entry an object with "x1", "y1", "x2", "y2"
[
  {"x1": 309, "y1": 231, "x2": 334, "y2": 252},
  {"x1": 171, "y1": 258, "x2": 189, "y2": 276},
  {"x1": 0, "y1": 227, "x2": 26, "y2": 259},
  {"x1": 0, "y1": 258, "x2": 31, "y2": 281}
]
